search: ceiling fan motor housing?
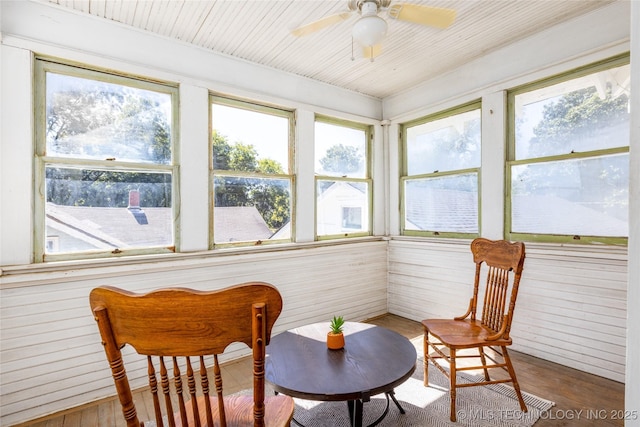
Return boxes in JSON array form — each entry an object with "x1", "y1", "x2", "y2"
[
  {"x1": 348, "y1": 0, "x2": 393, "y2": 13},
  {"x1": 351, "y1": 5, "x2": 388, "y2": 46}
]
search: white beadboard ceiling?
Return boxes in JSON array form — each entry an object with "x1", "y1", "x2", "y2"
[{"x1": 44, "y1": 0, "x2": 617, "y2": 99}]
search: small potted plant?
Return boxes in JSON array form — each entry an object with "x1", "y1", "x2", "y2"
[{"x1": 327, "y1": 315, "x2": 345, "y2": 350}]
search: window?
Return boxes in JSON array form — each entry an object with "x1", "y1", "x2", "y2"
[
  {"x1": 315, "y1": 117, "x2": 371, "y2": 239},
  {"x1": 210, "y1": 97, "x2": 294, "y2": 246},
  {"x1": 34, "y1": 59, "x2": 177, "y2": 262},
  {"x1": 342, "y1": 207, "x2": 362, "y2": 229},
  {"x1": 400, "y1": 102, "x2": 481, "y2": 237},
  {"x1": 507, "y1": 55, "x2": 630, "y2": 244}
]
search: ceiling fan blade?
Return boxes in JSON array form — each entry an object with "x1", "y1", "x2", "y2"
[
  {"x1": 362, "y1": 44, "x2": 383, "y2": 61},
  {"x1": 291, "y1": 12, "x2": 351, "y2": 37},
  {"x1": 388, "y1": 3, "x2": 456, "y2": 29}
]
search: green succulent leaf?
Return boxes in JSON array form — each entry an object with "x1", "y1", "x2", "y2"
[{"x1": 330, "y1": 315, "x2": 345, "y2": 334}]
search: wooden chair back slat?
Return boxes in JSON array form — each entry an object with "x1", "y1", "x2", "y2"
[
  {"x1": 185, "y1": 357, "x2": 200, "y2": 427},
  {"x1": 470, "y1": 238, "x2": 526, "y2": 338},
  {"x1": 158, "y1": 357, "x2": 175, "y2": 426},
  {"x1": 90, "y1": 282, "x2": 292, "y2": 427},
  {"x1": 212, "y1": 354, "x2": 226, "y2": 426},
  {"x1": 482, "y1": 266, "x2": 509, "y2": 332},
  {"x1": 147, "y1": 357, "x2": 164, "y2": 427},
  {"x1": 199, "y1": 356, "x2": 214, "y2": 427}
]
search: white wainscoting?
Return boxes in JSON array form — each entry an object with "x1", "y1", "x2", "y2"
[
  {"x1": 1, "y1": 237, "x2": 629, "y2": 425},
  {"x1": 387, "y1": 238, "x2": 628, "y2": 383},
  {"x1": 0, "y1": 241, "x2": 388, "y2": 426}
]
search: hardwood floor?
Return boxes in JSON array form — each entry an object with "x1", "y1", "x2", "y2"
[
  {"x1": 368, "y1": 315, "x2": 626, "y2": 427},
  {"x1": 16, "y1": 314, "x2": 624, "y2": 427}
]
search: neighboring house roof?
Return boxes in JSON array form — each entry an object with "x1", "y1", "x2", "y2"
[
  {"x1": 213, "y1": 206, "x2": 273, "y2": 242},
  {"x1": 47, "y1": 203, "x2": 172, "y2": 248},
  {"x1": 512, "y1": 194, "x2": 628, "y2": 236},
  {"x1": 46, "y1": 182, "x2": 370, "y2": 250},
  {"x1": 47, "y1": 203, "x2": 275, "y2": 249},
  {"x1": 405, "y1": 186, "x2": 478, "y2": 232},
  {"x1": 404, "y1": 185, "x2": 627, "y2": 236}
]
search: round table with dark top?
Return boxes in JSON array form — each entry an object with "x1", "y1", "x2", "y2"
[{"x1": 265, "y1": 322, "x2": 417, "y2": 427}]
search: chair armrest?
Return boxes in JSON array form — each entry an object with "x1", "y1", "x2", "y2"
[
  {"x1": 485, "y1": 314, "x2": 510, "y2": 341},
  {"x1": 454, "y1": 298, "x2": 474, "y2": 320}
]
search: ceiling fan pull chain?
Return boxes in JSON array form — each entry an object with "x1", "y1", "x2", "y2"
[{"x1": 351, "y1": 37, "x2": 355, "y2": 61}]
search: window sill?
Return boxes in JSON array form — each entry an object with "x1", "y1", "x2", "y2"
[{"x1": 0, "y1": 236, "x2": 386, "y2": 279}]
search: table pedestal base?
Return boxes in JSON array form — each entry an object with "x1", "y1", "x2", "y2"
[{"x1": 291, "y1": 390, "x2": 405, "y2": 427}]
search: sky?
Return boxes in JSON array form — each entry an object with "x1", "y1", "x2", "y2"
[
  {"x1": 212, "y1": 103, "x2": 366, "y2": 175},
  {"x1": 211, "y1": 103, "x2": 290, "y2": 168}
]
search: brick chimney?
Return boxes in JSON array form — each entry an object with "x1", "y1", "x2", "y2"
[{"x1": 128, "y1": 190, "x2": 140, "y2": 209}]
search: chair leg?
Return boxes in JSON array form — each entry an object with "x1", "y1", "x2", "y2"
[
  {"x1": 449, "y1": 349, "x2": 457, "y2": 422},
  {"x1": 479, "y1": 347, "x2": 490, "y2": 381},
  {"x1": 423, "y1": 331, "x2": 430, "y2": 387},
  {"x1": 502, "y1": 346, "x2": 528, "y2": 413}
]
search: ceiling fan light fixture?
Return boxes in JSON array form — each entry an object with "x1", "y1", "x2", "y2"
[{"x1": 352, "y1": 14, "x2": 387, "y2": 47}]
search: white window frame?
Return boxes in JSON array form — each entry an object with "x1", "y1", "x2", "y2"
[
  {"x1": 209, "y1": 95, "x2": 295, "y2": 248},
  {"x1": 400, "y1": 101, "x2": 482, "y2": 238},
  {"x1": 314, "y1": 115, "x2": 373, "y2": 240},
  {"x1": 506, "y1": 54, "x2": 630, "y2": 245},
  {"x1": 33, "y1": 58, "x2": 179, "y2": 262}
]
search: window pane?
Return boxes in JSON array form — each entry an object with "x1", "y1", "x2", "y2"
[
  {"x1": 406, "y1": 109, "x2": 480, "y2": 175},
  {"x1": 213, "y1": 176, "x2": 291, "y2": 243},
  {"x1": 317, "y1": 180, "x2": 369, "y2": 235},
  {"x1": 46, "y1": 73, "x2": 172, "y2": 164},
  {"x1": 342, "y1": 207, "x2": 362, "y2": 229},
  {"x1": 45, "y1": 167, "x2": 173, "y2": 253},
  {"x1": 511, "y1": 153, "x2": 628, "y2": 236},
  {"x1": 404, "y1": 173, "x2": 478, "y2": 233},
  {"x1": 212, "y1": 104, "x2": 289, "y2": 173},
  {"x1": 315, "y1": 122, "x2": 367, "y2": 178},
  {"x1": 514, "y1": 64, "x2": 630, "y2": 160}
]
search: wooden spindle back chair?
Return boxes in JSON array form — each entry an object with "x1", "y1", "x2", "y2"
[
  {"x1": 422, "y1": 238, "x2": 527, "y2": 422},
  {"x1": 90, "y1": 282, "x2": 294, "y2": 427}
]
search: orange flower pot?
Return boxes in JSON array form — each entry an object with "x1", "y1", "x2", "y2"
[{"x1": 327, "y1": 332, "x2": 345, "y2": 350}]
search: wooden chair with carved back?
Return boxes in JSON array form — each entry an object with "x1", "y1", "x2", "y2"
[
  {"x1": 89, "y1": 282, "x2": 294, "y2": 427},
  {"x1": 422, "y1": 238, "x2": 527, "y2": 422}
]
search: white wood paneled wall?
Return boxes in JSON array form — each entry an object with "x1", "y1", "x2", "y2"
[
  {"x1": 0, "y1": 241, "x2": 388, "y2": 425},
  {"x1": 387, "y1": 239, "x2": 628, "y2": 383},
  {"x1": 0, "y1": 236, "x2": 630, "y2": 425}
]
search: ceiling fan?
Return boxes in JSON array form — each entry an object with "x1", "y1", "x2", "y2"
[{"x1": 291, "y1": 0, "x2": 457, "y2": 60}]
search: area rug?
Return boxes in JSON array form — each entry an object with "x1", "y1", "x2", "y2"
[{"x1": 287, "y1": 359, "x2": 555, "y2": 427}]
